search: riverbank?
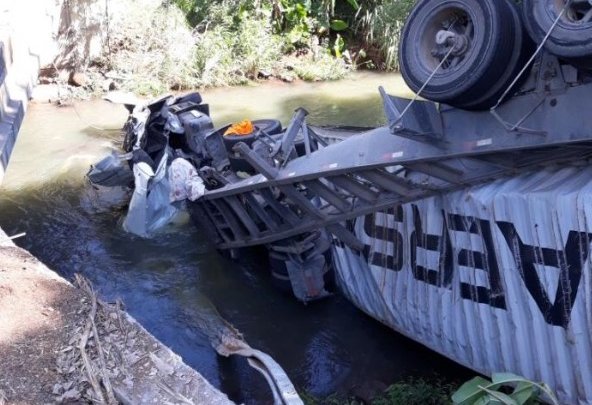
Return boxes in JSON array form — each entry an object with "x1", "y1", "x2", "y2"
[
  {"x1": 30, "y1": 0, "x2": 413, "y2": 100},
  {"x1": 0, "y1": 228, "x2": 233, "y2": 404}
]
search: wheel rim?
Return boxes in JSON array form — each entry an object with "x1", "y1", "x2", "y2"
[
  {"x1": 419, "y1": 7, "x2": 475, "y2": 71},
  {"x1": 554, "y1": 0, "x2": 592, "y2": 24}
]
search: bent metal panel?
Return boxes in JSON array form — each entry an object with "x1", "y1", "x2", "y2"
[{"x1": 333, "y1": 165, "x2": 592, "y2": 405}]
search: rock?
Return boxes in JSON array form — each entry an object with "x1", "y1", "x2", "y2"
[
  {"x1": 280, "y1": 74, "x2": 294, "y2": 83},
  {"x1": 68, "y1": 72, "x2": 87, "y2": 87},
  {"x1": 258, "y1": 70, "x2": 272, "y2": 79}
]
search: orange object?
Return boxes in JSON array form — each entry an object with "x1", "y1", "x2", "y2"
[{"x1": 224, "y1": 120, "x2": 255, "y2": 136}]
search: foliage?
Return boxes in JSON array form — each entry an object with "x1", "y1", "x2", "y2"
[
  {"x1": 452, "y1": 373, "x2": 561, "y2": 405},
  {"x1": 355, "y1": 0, "x2": 415, "y2": 71},
  {"x1": 183, "y1": 0, "x2": 353, "y2": 86},
  {"x1": 302, "y1": 374, "x2": 560, "y2": 405},
  {"x1": 270, "y1": 0, "x2": 360, "y2": 49},
  {"x1": 303, "y1": 378, "x2": 455, "y2": 405},
  {"x1": 67, "y1": 0, "x2": 420, "y2": 94},
  {"x1": 164, "y1": 0, "x2": 420, "y2": 87},
  {"x1": 373, "y1": 378, "x2": 455, "y2": 405},
  {"x1": 105, "y1": 0, "x2": 200, "y2": 94},
  {"x1": 193, "y1": 2, "x2": 284, "y2": 87},
  {"x1": 288, "y1": 52, "x2": 350, "y2": 81},
  {"x1": 173, "y1": 0, "x2": 364, "y2": 53}
]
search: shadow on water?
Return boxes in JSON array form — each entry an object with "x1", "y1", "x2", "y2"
[
  {"x1": 0, "y1": 180, "x2": 474, "y2": 403},
  {"x1": 281, "y1": 93, "x2": 386, "y2": 127},
  {"x1": 0, "y1": 76, "x2": 473, "y2": 403},
  {"x1": 212, "y1": 91, "x2": 386, "y2": 129},
  {"x1": 205, "y1": 71, "x2": 412, "y2": 128}
]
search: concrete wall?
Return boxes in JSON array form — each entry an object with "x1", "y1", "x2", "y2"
[
  {"x1": 0, "y1": 0, "x2": 167, "y2": 183},
  {"x1": 0, "y1": 2, "x2": 60, "y2": 183},
  {"x1": 0, "y1": 0, "x2": 114, "y2": 183}
]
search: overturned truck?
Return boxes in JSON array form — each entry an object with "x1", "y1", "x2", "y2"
[{"x1": 89, "y1": 0, "x2": 592, "y2": 403}]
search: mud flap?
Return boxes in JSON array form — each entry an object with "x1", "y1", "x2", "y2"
[{"x1": 285, "y1": 253, "x2": 331, "y2": 302}]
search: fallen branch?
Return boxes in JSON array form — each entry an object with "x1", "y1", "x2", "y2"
[
  {"x1": 77, "y1": 278, "x2": 107, "y2": 404},
  {"x1": 76, "y1": 275, "x2": 117, "y2": 405}
]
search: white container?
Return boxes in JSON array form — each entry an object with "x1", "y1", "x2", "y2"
[{"x1": 333, "y1": 165, "x2": 592, "y2": 405}]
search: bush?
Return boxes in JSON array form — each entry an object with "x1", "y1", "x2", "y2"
[
  {"x1": 289, "y1": 52, "x2": 350, "y2": 81},
  {"x1": 355, "y1": 0, "x2": 415, "y2": 71},
  {"x1": 373, "y1": 378, "x2": 455, "y2": 405},
  {"x1": 193, "y1": 26, "x2": 239, "y2": 87},
  {"x1": 302, "y1": 378, "x2": 455, "y2": 405},
  {"x1": 192, "y1": 2, "x2": 284, "y2": 87},
  {"x1": 234, "y1": 15, "x2": 284, "y2": 78},
  {"x1": 55, "y1": 0, "x2": 416, "y2": 95},
  {"x1": 105, "y1": 0, "x2": 199, "y2": 94},
  {"x1": 452, "y1": 373, "x2": 560, "y2": 405}
]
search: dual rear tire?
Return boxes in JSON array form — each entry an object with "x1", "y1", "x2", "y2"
[
  {"x1": 522, "y1": 0, "x2": 592, "y2": 69},
  {"x1": 399, "y1": 0, "x2": 592, "y2": 111},
  {"x1": 399, "y1": 0, "x2": 533, "y2": 110}
]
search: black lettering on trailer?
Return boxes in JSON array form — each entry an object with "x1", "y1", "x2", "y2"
[
  {"x1": 448, "y1": 214, "x2": 506, "y2": 310},
  {"x1": 338, "y1": 209, "x2": 589, "y2": 329},
  {"x1": 410, "y1": 205, "x2": 453, "y2": 288},
  {"x1": 362, "y1": 207, "x2": 404, "y2": 272},
  {"x1": 497, "y1": 222, "x2": 592, "y2": 328}
]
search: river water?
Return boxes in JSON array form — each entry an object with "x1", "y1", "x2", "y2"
[{"x1": 0, "y1": 72, "x2": 471, "y2": 403}]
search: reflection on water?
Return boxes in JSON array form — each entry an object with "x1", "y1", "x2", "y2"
[
  {"x1": 203, "y1": 72, "x2": 413, "y2": 127},
  {"x1": 0, "y1": 73, "x2": 470, "y2": 403}
]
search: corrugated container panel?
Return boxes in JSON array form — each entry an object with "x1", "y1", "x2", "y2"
[{"x1": 333, "y1": 166, "x2": 592, "y2": 405}]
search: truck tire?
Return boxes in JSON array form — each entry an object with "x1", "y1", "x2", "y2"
[
  {"x1": 222, "y1": 119, "x2": 282, "y2": 152},
  {"x1": 523, "y1": 0, "x2": 592, "y2": 68},
  {"x1": 399, "y1": 0, "x2": 533, "y2": 110}
]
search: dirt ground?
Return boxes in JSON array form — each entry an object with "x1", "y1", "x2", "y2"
[
  {"x1": 0, "y1": 245, "x2": 80, "y2": 404},
  {"x1": 0, "y1": 239, "x2": 233, "y2": 405}
]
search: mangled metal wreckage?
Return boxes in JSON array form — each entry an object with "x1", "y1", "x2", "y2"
[{"x1": 89, "y1": 0, "x2": 592, "y2": 403}]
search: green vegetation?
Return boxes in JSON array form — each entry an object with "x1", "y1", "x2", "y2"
[
  {"x1": 91, "y1": 0, "x2": 415, "y2": 94},
  {"x1": 302, "y1": 374, "x2": 560, "y2": 405},
  {"x1": 452, "y1": 373, "x2": 560, "y2": 405},
  {"x1": 374, "y1": 378, "x2": 455, "y2": 405},
  {"x1": 175, "y1": 0, "x2": 416, "y2": 68},
  {"x1": 303, "y1": 377, "x2": 456, "y2": 405},
  {"x1": 355, "y1": 0, "x2": 415, "y2": 70}
]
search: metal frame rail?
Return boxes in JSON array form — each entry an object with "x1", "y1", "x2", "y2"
[{"x1": 195, "y1": 55, "x2": 592, "y2": 250}]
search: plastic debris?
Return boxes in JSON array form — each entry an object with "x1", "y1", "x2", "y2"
[{"x1": 224, "y1": 120, "x2": 254, "y2": 136}]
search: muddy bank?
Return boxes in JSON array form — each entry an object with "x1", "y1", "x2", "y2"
[{"x1": 0, "y1": 229, "x2": 232, "y2": 405}]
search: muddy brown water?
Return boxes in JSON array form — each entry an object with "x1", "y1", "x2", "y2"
[{"x1": 0, "y1": 73, "x2": 471, "y2": 403}]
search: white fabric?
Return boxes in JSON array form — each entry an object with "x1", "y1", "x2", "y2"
[{"x1": 169, "y1": 158, "x2": 205, "y2": 202}]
